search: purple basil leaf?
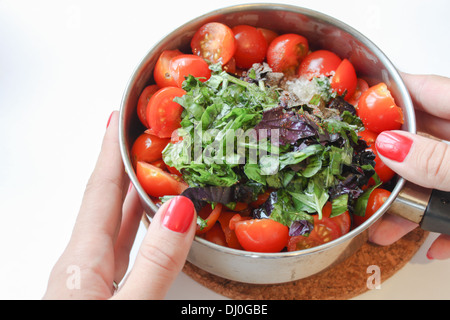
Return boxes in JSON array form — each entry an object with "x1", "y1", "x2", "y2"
[{"x1": 289, "y1": 220, "x2": 314, "y2": 237}]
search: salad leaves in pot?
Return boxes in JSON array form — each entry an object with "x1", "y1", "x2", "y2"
[
  {"x1": 131, "y1": 21, "x2": 403, "y2": 253},
  {"x1": 162, "y1": 62, "x2": 379, "y2": 238}
]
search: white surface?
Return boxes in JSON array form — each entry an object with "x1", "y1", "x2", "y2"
[{"x1": 0, "y1": 0, "x2": 449, "y2": 300}]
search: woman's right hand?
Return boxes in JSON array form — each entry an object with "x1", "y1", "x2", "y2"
[{"x1": 369, "y1": 73, "x2": 450, "y2": 260}]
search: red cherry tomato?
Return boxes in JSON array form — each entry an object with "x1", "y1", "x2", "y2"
[
  {"x1": 136, "y1": 85, "x2": 159, "y2": 128},
  {"x1": 169, "y1": 54, "x2": 211, "y2": 88},
  {"x1": 204, "y1": 222, "x2": 227, "y2": 247},
  {"x1": 358, "y1": 129, "x2": 378, "y2": 147},
  {"x1": 153, "y1": 49, "x2": 182, "y2": 88},
  {"x1": 131, "y1": 132, "x2": 170, "y2": 167},
  {"x1": 330, "y1": 59, "x2": 357, "y2": 100},
  {"x1": 217, "y1": 211, "x2": 244, "y2": 250},
  {"x1": 298, "y1": 50, "x2": 342, "y2": 79},
  {"x1": 266, "y1": 33, "x2": 309, "y2": 75},
  {"x1": 196, "y1": 203, "x2": 223, "y2": 235},
  {"x1": 287, "y1": 202, "x2": 350, "y2": 251},
  {"x1": 231, "y1": 25, "x2": 267, "y2": 69},
  {"x1": 136, "y1": 161, "x2": 187, "y2": 198},
  {"x1": 368, "y1": 145, "x2": 396, "y2": 183},
  {"x1": 348, "y1": 78, "x2": 369, "y2": 106},
  {"x1": 353, "y1": 188, "x2": 391, "y2": 227},
  {"x1": 234, "y1": 218, "x2": 289, "y2": 253},
  {"x1": 191, "y1": 22, "x2": 236, "y2": 65},
  {"x1": 356, "y1": 83, "x2": 404, "y2": 133},
  {"x1": 146, "y1": 87, "x2": 186, "y2": 138},
  {"x1": 257, "y1": 27, "x2": 279, "y2": 47}
]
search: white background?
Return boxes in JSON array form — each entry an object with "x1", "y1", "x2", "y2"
[{"x1": 0, "y1": 0, "x2": 449, "y2": 300}]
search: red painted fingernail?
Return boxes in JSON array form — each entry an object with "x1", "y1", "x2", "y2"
[
  {"x1": 375, "y1": 131, "x2": 413, "y2": 163},
  {"x1": 426, "y1": 252, "x2": 434, "y2": 260},
  {"x1": 161, "y1": 196, "x2": 195, "y2": 233},
  {"x1": 106, "y1": 111, "x2": 114, "y2": 129}
]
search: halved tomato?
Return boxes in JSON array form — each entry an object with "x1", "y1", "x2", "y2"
[
  {"x1": 146, "y1": 86, "x2": 186, "y2": 138},
  {"x1": 287, "y1": 202, "x2": 350, "y2": 251},
  {"x1": 356, "y1": 83, "x2": 404, "y2": 133},
  {"x1": 153, "y1": 49, "x2": 182, "y2": 88},
  {"x1": 330, "y1": 59, "x2": 357, "y2": 100},
  {"x1": 217, "y1": 211, "x2": 244, "y2": 250},
  {"x1": 348, "y1": 78, "x2": 369, "y2": 106},
  {"x1": 136, "y1": 85, "x2": 159, "y2": 128},
  {"x1": 267, "y1": 33, "x2": 309, "y2": 75},
  {"x1": 232, "y1": 25, "x2": 267, "y2": 69},
  {"x1": 191, "y1": 22, "x2": 236, "y2": 65},
  {"x1": 204, "y1": 222, "x2": 227, "y2": 247},
  {"x1": 353, "y1": 188, "x2": 391, "y2": 227},
  {"x1": 196, "y1": 203, "x2": 223, "y2": 235},
  {"x1": 298, "y1": 50, "x2": 341, "y2": 79},
  {"x1": 169, "y1": 54, "x2": 211, "y2": 88},
  {"x1": 136, "y1": 161, "x2": 187, "y2": 198},
  {"x1": 131, "y1": 132, "x2": 170, "y2": 168},
  {"x1": 234, "y1": 218, "x2": 289, "y2": 253}
]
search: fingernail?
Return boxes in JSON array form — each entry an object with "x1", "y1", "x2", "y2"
[
  {"x1": 376, "y1": 131, "x2": 413, "y2": 162},
  {"x1": 106, "y1": 111, "x2": 114, "y2": 129},
  {"x1": 161, "y1": 196, "x2": 195, "y2": 233},
  {"x1": 127, "y1": 182, "x2": 133, "y2": 195},
  {"x1": 426, "y1": 252, "x2": 434, "y2": 260}
]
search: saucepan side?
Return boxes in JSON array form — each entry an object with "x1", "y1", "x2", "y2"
[{"x1": 119, "y1": 4, "x2": 417, "y2": 284}]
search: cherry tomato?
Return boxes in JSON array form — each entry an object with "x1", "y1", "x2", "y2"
[
  {"x1": 368, "y1": 145, "x2": 396, "y2": 183},
  {"x1": 205, "y1": 222, "x2": 227, "y2": 247},
  {"x1": 249, "y1": 190, "x2": 272, "y2": 208},
  {"x1": 257, "y1": 27, "x2": 279, "y2": 47},
  {"x1": 298, "y1": 50, "x2": 341, "y2": 79},
  {"x1": 356, "y1": 83, "x2": 404, "y2": 133},
  {"x1": 169, "y1": 54, "x2": 211, "y2": 88},
  {"x1": 136, "y1": 85, "x2": 159, "y2": 128},
  {"x1": 191, "y1": 22, "x2": 236, "y2": 65},
  {"x1": 234, "y1": 218, "x2": 289, "y2": 253},
  {"x1": 149, "y1": 159, "x2": 167, "y2": 170},
  {"x1": 267, "y1": 33, "x2": 309, "y2": 75},
  {"x1": 217, "y1": 211, "x2": 244, "y2": 250},
  {"x1": 222, "y1": 57, "x2": 236, "y2": 74},
  {"x1": 131, "y1": 132, "x2": 170, "y2": 167},
  {"x1": 287, "y1": 202, "x2": 350, "y2": 251},
  {"x1": 348, "y1": 78, "x2": 369, "y2": 106},
  {"x1": 153, "y1": 49, "x2": 182, "y2": 88},
  {"x1": 136, "y1": 161, "x2": 187, "y2": 198},
  {"x1": 196, "y1": 203, "x2": 223, "y2": 235},
  {"x1": 146, "y1": 86, "x2": 186, "y2": 138},
  {"x1": 330, "y1": 59, "x2": 357, "y2": 100},
  {"x1": 353, "y1": 188, "x2": 391, "y2": 227},
  {"x1": 232, "y1": 25, "x2": 267, "y2": 69},
  {"x1": 358, "y1": 129, "x2": 378, "y2": 147}
]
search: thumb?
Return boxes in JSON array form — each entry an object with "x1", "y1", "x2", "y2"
[
  {"x1": 112, "y1": 196, "x2": 196, "y2": 300},
  {"x1": 375, "y1": 130, "x2": 450, "y2": 191}
]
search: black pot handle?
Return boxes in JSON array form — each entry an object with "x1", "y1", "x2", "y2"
[
  {"x1": 421, "y1": 189, "x2": 450, "y2": 235},
  {"x1": 389, "y1": 182, "x2": 450, "y2": 235}
]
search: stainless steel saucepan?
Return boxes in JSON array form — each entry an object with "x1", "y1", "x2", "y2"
[{"x1": 119, "y1": 4, "x2": 450, "y2": 284}]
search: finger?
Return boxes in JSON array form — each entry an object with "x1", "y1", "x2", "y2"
[
  {"x1": 401, "y1": 72, "x2": 450, "y2": 120},
  {"x1": 375, "y1": 130, "x2": 450, "y2": 191},
  {"x1": 72, "y1": 111, "x2": 127, "y2": 243},
  {"x1": 427, "y1": 234, "x2": 450, "y2": 260},
  {"x1": 416, "y1": 110, "x2": 450, "y2": 142},
  {"x1": 113, "y1": 184, "x2": 144, "y2": 283},
  {"x1": 368, "y1": 213, "x2": 418, "y2": 246},
  {"x1": 112, "y1": 196, "x2": 196, "y2": 300}
]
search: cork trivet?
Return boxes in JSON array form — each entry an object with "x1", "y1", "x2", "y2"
[{"x1": 182, "y1": 228, "x2": 428, "y2": 300}]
